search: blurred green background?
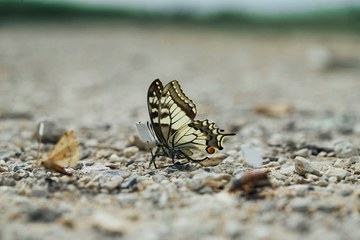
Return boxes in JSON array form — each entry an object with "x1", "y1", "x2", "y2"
[{"x1": 1, "y1": 0, "x2": 360, "y2": 31}]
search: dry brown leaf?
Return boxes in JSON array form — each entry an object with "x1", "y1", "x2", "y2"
[{"x1": 39, "y1": 130, "x2": 80, "y2": 176}]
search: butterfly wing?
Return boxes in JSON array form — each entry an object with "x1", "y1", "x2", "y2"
[
  {"x1": 170, "y1": 120, "x2": 235, "y2": 155},
  {"x1": 42, "y1": 130, "x2": 80, "y2": 168},
  {"x1": 147, "y1": 79, "x2": 197, "y2": 145}
]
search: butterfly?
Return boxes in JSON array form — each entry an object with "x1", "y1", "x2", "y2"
[
  {"x1": 38, "y1": 130, "x2": 80, "y2": 176},
  {"x1": 146, "y1": 79, "x2": 235, "y2": 168}
]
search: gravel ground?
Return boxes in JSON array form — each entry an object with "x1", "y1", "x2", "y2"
[{"x1": 0, "y1": 22, "x2": 359, "y2": 240}]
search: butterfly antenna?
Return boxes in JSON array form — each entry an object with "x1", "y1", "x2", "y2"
[{"x1": 36, "y1": 122, "x2": 44, "y2": 166}]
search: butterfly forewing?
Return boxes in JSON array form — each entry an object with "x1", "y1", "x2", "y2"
[{"x1": 148, "y1": 79, "x2": 197, "y2": 144}]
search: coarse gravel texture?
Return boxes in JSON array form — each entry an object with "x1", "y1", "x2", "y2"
[{"x1": 0, "y1": 22, "x2": 360, "y2": 240}]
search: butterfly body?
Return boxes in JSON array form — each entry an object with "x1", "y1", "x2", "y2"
[{"x1": 146, "y1": 79, "x2": 235, "y2": 168}]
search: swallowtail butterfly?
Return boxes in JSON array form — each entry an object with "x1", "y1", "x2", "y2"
[{"x1": 146, "y1": 79, "x2": 235, "y2": 168}]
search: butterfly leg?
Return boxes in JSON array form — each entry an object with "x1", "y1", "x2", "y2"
[{"x1": 149, "y1": 147, "x2": 159, "y2": 169}]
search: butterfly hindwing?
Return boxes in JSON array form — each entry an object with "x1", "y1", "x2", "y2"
[{"x1": 170, "y1": 119, "x2": 234, "y2": 154}]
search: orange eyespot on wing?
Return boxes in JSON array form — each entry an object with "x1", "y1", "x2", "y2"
[
  {"x1": 40, "y1": 130, "x2": 80, "y2": 175},
  {"x1": 206, "y1": 146, "x2": 216, "y2": 154}
]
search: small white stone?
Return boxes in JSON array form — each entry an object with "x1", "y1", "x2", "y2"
[
  {"x1": 102, "y1": 176, "x2": 124, "y2": 190},
  {"x1": 109, "y1": 153, "x2": 121, "y2": 162},
  {"x1": 318, "y1": 151, "x2": 327, "y2": 157},
  {"x1": 325, "y1": 167, "x2": 348, "y2": 180},
  {"x1": 92, "y1": 211, "x2": 127, "y2": 234},
  {"x1": 294, "y1": 156, "x2": 321, "y2": 176},
  {"x1": 294, "y1": 148, "x2": 309, "y2": 158},
  {"x1": 334, "y1": 142, "x2": 359, "y2": 158},
  {"x1": 123, "y1": 146, "x2": 139, "y2": 158},
  {"x1": 278, "y1": 157, "x2": 287, "y2": 164},
  {"x1": 328, "y1": 176, "x2": 338, "y2": 183}
]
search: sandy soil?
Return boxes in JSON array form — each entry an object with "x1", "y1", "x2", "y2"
[{"x1": 0, "y1": 22, "x2": 359, "y2": 240}]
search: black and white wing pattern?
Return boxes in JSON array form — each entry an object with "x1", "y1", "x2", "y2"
[{"x1": 147, "y1": 79, "x2": 235, "y2": 168}]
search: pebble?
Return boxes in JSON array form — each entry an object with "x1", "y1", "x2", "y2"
[
  {"x1": 326, "y1": 152, "x2": 336, "y2": 157},
  {"x1": 333, "y1": 159, "x2": 349, "y2": 168},
  {"x1": 305, "y1": 173, "x2": 319, "y2": 181},
  {"x1": 109, "y1": 153, "x2": 121, "y2": 162},
  {"x1": 328, "y1": 176, "x2": 338, "y2": 183},
  {"x1": 334, "y1": 142, "x2": 359, "y2": 158},
  {"x1": 316, "y1": 199, "x2": 344, "y2": 213},
  {"x1": 294, "y1": 156, "x2": 321, "y2": 176},
  {"x1": 317, "y1": 151, "x2": 327, "y2": 157},
  {"x1": 33, "y1": 120, "x2": 66, "y2": 143},
  {"x1": 26, "y1": 206, "x2": 63, "y2": 222},
  {"x1": 95, "y1": 150, "x2": 113, "y2": 159},
  {"x1": 306, "y1": 47, "x2": 333, "y2": 71},
  {"x1": 0, "y1": 151, "x2": 12, "y2": 161},
  {"x1": 31, "y1": 186, "x2": 50, "y2": 198},
  {"x1": 92, "y1": 211, "x2": 127, "y2": 234},
  {"x1": 0, "y1": 166, "x2": 8, "y2": 172},
  {"x1": 8, "y1": 164, "x2": 20, "y2": 172},
  {"x1": 288, "y1": 185, "x2": 311, "y2": 197},
  {"x1": 288, "y1": 197, "x2": 313, "y2": 212},
  {"x1": 325, "y1": 167, "x2": 348, "y2": 180},
  {"x1": 279, "y1": 164, "x2": 295, "y2": 175},
  {"x1": 317, "y1": 179, "x2": 328, "y2": 187},
  {"x1": 117, "y1": 193, "x2": 138, "y2": 208},
  {"x1": 0, "y1": 177, "x2": 16, "y2": 186},
  {"x1": 293, "y1": 148, "x2": 309, "y2": 158},
  {"x1": 123, "y1": 146, "x2": 139, "y2": 158},
  {"x1": 272, "y1": 171, "x2": 287, "y2": 180},
  {"x1": 285, "y1": 213, "x2": 310, "y2": 232},
  {"x1": 102, "y1": 176, "x2": 124, "y2": 191},
  {"x1": 224, "y1": 220, "x2": 244, "y2": 238},
  {"x1": 277, "y1": 157, "x2": 287, "y2": 164},
  {"x1": 241, "y1": 146, "x2": 263, "y2": 168}
]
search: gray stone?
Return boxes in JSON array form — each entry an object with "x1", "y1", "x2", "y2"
[
  {"x1": 289, "y1": 197, "x2": 313, "y2": 212},
  {"x1": 294, "y1": 148, "x2": 309, "y2": 158},
  {"x1": 328, "y1": 176, "x2": 338, "y2": 183},
  {"x1": 316, "y1": 200, "x2": 344, "y2": 213},
  {"x1": 325, "y1": 167, "x2": 348, "y2": 180},
  {"x1": 285, "y1": 213, "x2": 310, "y2": 232},
  {"x1": 92, "y1": 211, "x2": 127, "y2": 234},
  {"x1": 294, "y1": 156, "x2": 321, "y2": 176},
  {"x1": 224, "y1": 220, "x2": 244, "y2": 239},
  {"x1": 123, "y1": 146, "x2": 139, "y2": 158},
  {"x1": 277, "y1": 157, "x2": 287, "y2": 164},
  {"x1": 109, "y1": 153, "x2": 121, "y2": 162},
  {"x1": 31, "y1": 186, "x2": 49, "y2": 198},
  {"x1": 0, "y1": 151, "x2": 12, "y2": 161},
  {"x1": 102, "y1": 176, "x2": 123, "y2": 190},
  {"x1": 8, "y1": 164, "x2": 20, "y2": 172},
  {"x1": 334, "y1": 142, "x2": 359, "y2": 158}
]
